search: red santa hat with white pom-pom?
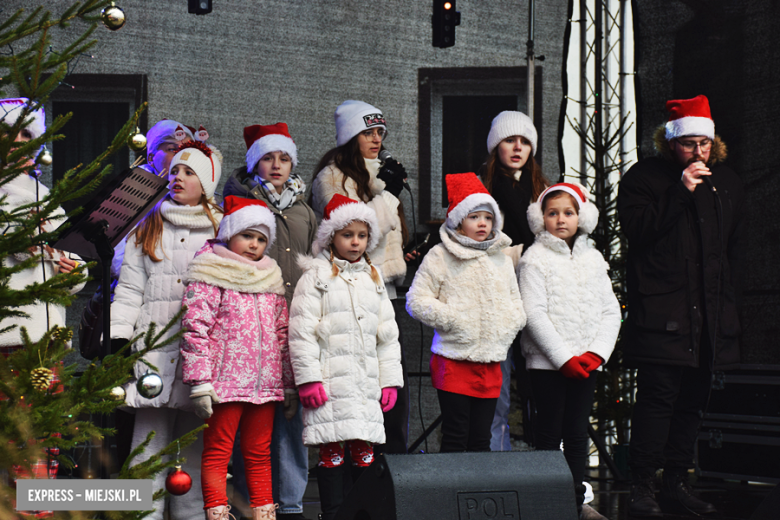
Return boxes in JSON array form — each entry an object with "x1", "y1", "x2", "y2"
[
  {"x1": 526, "y1": 182, "x2": 599, "y2": 235},
  {"x1": 217, "y1": 195, "x2": 276, "y2": 248},
  {"x1": 313, "y1": 194, "x2": 379, "y2": 256},
  {"x1": 664, "y1": 95, "x2": 715, "y2": 141}
]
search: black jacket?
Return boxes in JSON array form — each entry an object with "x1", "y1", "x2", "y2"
[
  {"x1": 617, "y1": 150, "x2": 745, "y2": 369},
  {"x1": 488, "y1": 169, "x2": 536, "y2": 252}
]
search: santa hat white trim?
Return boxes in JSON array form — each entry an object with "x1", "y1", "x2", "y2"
[
  {"x1": 446, "y1": 192, "x2": 502, "y2": 231},
  {"x1": 246, "y1": 133, "x2": 298, "y2": 173},
  {"x1": 527, "y1": 182, "x2": 599, "y2": 235},
  {"x1": 217, "y1": 204, "x2": 276, "y2": 248},
  {"x1": 664, "y1": 116, "x2": 715, "y2": 141},
  {"x1": 312, "y1": 201, "x2": 380, "y2": 256}
]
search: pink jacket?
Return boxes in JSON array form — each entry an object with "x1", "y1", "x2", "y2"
[{"x1": 181, "y1": 240, "x2": 293, "y2": 405}]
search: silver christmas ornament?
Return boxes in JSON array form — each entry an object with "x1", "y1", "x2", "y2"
[
  {"x1": 38, "y1": 147, "x2": 53, "y2": 166},
  {"x1": 137, "y1": 371, "x2": 163, "y2": 399},
  {"x1": 101, "y1": 2, "x2": 126, "y2": 31}
]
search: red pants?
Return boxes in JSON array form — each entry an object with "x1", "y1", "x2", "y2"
[
  {"x1": 202, "y1": 401, "x2": 275, "y2": 509},
  {"x1": 318, "y1": 440, "x2": 374, "y2": 468}
]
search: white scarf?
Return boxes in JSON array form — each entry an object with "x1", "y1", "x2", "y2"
[{"x1": 160, "y1": 199, "x2": 215, "y2": 229}]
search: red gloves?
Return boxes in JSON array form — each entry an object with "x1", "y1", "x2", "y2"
[
  {"x1": 579, "y1": 352, "x2": 604, "y2": 373},
  {"x1": 380, "y1": 387, "x2": 398, "y2": 412},
  {"x1": 560, "y1": 357, "x2": 589, "y2": 380},
  {"x1": 298, "y1": 382, "x2": 328, "y2": 409}
]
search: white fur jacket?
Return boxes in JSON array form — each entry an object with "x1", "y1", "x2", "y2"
[
  {"x1": 519, "y1": 231, "x2": 620, "y2": 370},
  {"x1": 405, "y1": 225, "x2": 526, "y2": 363},
  {"x1": 310, "y1": 158, "x2": 406, "y2": 293},
  {"x1": 288, "y1": 252, "x2": 404, "y2": 446},
  {"x1": 111, "y1": 200, "x2": 221, "y2": 409},
  {"x1": 0, "y1": 173, "x2": 86, "y2": 347}
]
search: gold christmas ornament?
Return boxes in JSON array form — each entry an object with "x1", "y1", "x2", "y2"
[
  {"x1": 128, "y1": 127, "x2": 147, "y2": 152},
  {"x1": 31, "y1": 367, "x2": 54, "y2": 392},
  {"x1": 38, "y1": 147, "x2": 53, "y2": 166},
  {"x1": 52, "y1": 326, "x2": 73, "y2": 342},
  {"x1": 109, "y1": 386, "x2": 126, "y2": 402},
  {"x1": 101, "y1": 2, "x2": 126, "y2": 31}
]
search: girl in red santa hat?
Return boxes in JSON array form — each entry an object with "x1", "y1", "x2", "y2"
[
  {"x1": 519, "y1": 182, "x2": 620, "y2": 520},
  {"x1": 180, "y1": 195, "x2": 293, "y2": 520},
  {"x1": 288, "y1": 194, "x2": 404, "y2": 520},
  {"x1": 405, "y1": 172, "x2": 526, "y2": 454}
]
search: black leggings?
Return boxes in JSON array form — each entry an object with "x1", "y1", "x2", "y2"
[
  {"x1": 529, "y1": 369, "x2": 598, "y2": 508},
  {"x1": 437, "y1": 389, "x2": 498, "y2": 453}
]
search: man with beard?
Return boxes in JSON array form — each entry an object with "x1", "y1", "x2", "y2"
[{"x1": 617, "y1": 95, "x2": 745, "y2": 517}]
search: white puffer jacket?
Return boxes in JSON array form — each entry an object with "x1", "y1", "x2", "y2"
[
  {"x1": 405, "y1": 225, "x2": 526, "y2": 363},
  {"x1": 111, "y1": 200, "x2": 221, "y2": 409},
  {"x1": 518, "y1": 231, "x2": 620, "y2": 370},
  {"x1": 311, "y1": 159, "x2": 406, "y2": 292},
  {"x1": 0, "y1": 174, "x2": 86, "y2": 346},
  {"x1": 289, "y1": 252, "x2": 404, "y2": 446}
]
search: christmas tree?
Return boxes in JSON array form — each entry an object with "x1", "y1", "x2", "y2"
[{"x1": 1, "y1": 3, "x2": 203, "y2": 518}]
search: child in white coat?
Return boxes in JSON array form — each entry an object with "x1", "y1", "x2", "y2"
[
  {"x1": 111, "y1": 139, "x2": 223, "y2": 520},
  {"x1": 288, "y1": 194, "x2": 404, "y2": 520},
  {"x1": 405, "y1": 172, "x2": 526, "y2": 453},
  {"x1": 518, "y1": 182, "x2": 620, "y2": 520}
]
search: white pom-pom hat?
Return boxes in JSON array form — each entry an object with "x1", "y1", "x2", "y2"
[
  {"x1": 444, "y1": 172, "x2": 502, "y2": 231},
  {"x1": 244, "y1": 122, "x2": 298, "y2": 173},
  {"x1": 313, "y1": 194, "x2": 380, "y2": 256},
  {"x1": 486, "y1": 110, "x2": 538, "y2": 156},
  {"x1": 169, "y1": 140, "x2": 222, "y2": 199},
  {"x1": 527, "y1": 182, "x2": 599, "y2": 235},
  {"x1": 664, "y1": 95, "x2": 715, "y2": 141},
  {"x1": 217, "y1": 195, "x2": 276, "y2": 248},
  {"x1": 0, "y1": 98, "x2": 45, "y2": 139}
]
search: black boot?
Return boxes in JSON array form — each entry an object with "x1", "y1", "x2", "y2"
[
  {"x1": 349, "y1": 465, "x2": 367, "y2": 489},
  {"x1": 628, "y1": 477, "x2": 663, "y2": 518},
  {"x1": 316, "y1": 465, "x2": 345, "y2": 520},
  {"x1": 659, "y1": 472, "x2": 717, "y2": 516}
]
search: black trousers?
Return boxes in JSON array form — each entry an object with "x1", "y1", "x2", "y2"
[
  {"x1": 628, "y1": 355, "x2": 712, "y2": 479},
  {"x1": 437, "y1": 389, "x2": 498, "y2": 453},
  {"x1": 375, "y1": 298, "x2": 410, "y2": 454},
  {"x1": 529, "y1": 369, "x2": 598, "y2": 509}
]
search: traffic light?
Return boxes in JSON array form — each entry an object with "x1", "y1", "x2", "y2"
[{"x1": 433, "y1": 0, "x2": 461, "y2": 48}]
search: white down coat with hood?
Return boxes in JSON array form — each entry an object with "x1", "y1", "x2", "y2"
[{"x1": 288, "y1": 252, "x2": 404, "y2": 446}]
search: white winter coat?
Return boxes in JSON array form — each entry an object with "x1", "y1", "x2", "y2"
[
  {"x1": 311, "y1": 159, "x2": 406, "y2": 293},
  {"x1": 111, "y1": 200, "x2": 220, "y2": 409},
  {"x1": 288, "y1": 252, "x2": 404, "y2": 446},
  {"x1": 519, "y1": 231, "x2": 620, "y2": 370},
  {"x1": 0, "y1": 174, "x2": 86, "y2": 347},
  {"x1": 406, "y1": 225, "x2": 526, "y2": 363}
]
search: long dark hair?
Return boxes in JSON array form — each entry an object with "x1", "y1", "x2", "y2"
[
  {"x1": 311, "y1": 136, "x2": 377, "y2": 203},
  {"x1": 480, "y1": 148, "x2": 547, "y2": 202}
]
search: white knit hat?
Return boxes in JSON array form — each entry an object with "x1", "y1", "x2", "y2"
[
  {"x1": 146, "y1": 120, "x2": 194, "y2": 155},
  {"x1": 217, "y1": 195, "x2": 276, "y2": 248},
  {"x1": 0, "y1": 98, "x2": 45, "y2": 139},
  {"x1": 169, "y1": 140, "x2": 222, "y2": 199},
  {"x1": 313, "y1": 194, "x2": 380, "y2": 256},
  {"x1": 244, "y1": 122, "x2": 298, "y2": 173},
  {"x1": 526, "y1": 182, "x2": 599, "y2": 235},
  {"x1": 334, "y1": 100, "x2": 386, "y2": 147},
  {"x1": 486, "y1": 111, "x2": 537, "y2": 156}
]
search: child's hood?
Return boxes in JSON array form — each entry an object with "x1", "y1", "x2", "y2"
[{"x1": 185, "y1": 239, "x2": 285, "y2": 294}]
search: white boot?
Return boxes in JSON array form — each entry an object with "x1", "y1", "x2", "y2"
[
  {"x1": 205, "y1": 504, "x2": 236, "y2": 520},
  {"x1": 252, "y1": 503, "x2": 279, "y2": 520}
]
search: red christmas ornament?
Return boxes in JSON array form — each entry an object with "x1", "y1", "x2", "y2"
[{"x1": 165, "y1": 465, "x2": 192, "y2": 495}]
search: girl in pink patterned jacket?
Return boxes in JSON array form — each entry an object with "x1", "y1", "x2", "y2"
[{"x1": 181, "y1": 195, "x2": 293, "y2": 520}]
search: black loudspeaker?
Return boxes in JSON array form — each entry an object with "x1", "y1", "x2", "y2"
[
  {"x1": 335, "y1": 451, "x2": 578, "y2": 520},
  {"x1": 750, "y1": 485, "x2": 780, "y2": 520}
]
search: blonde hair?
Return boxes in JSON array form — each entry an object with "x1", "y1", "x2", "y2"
[{"x1": 328, "y1": 246, "x2": 381, "y2": 285}]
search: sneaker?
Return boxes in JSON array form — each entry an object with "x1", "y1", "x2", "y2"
[
  {"x1": 628, "y1": 478, "x2": 663, "y2": 518},
  {"x1": 580, "y1": 504, "x2": 609, "y2": 520},
  {"x1": 660, "y1": 473, "x2": 717, "y2": 516}
]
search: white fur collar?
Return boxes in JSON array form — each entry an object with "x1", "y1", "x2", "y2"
[
  {"x1": 535, "y1": 230, "x2": 592, "y2": 256},
  {"x1": 160, "y1": 199, "x2": 217, "y2": 229},
  {"x1": 186, "y1": 245, "x2": 284, "y2": 294},
  {"x1": 438, "y1": 223, "x2": 511, "y2": 260},
  {"x1": 0, "y1": 173, "x2": 49, "y2": 207}
]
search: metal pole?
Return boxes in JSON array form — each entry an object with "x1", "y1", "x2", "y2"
[
  {"x1": 580, "y1": 0, "x2": 588, "y2": 182},
  {"x1": 595, "y1": 0, "x2": 607, "y2": 259},
  {"x1": 527, "y1": 0, "x2": 535, "y2": 119},
  {"x1": 619, "y1": 0, "x2": 627, "y2": 172}
]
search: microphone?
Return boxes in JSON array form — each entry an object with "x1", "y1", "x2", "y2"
[
  {"x1": 379, "y1": 149, "x2": 411, "y2": 192},
  {"x1": 703, "y1": 176, "x2": 717, "y2": 194}
]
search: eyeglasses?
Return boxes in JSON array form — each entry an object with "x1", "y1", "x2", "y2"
[
  {"x1": 676, "y1": 138, "x2": 712, "y2": 152},
  {"x1": 360, "y1": 128, "x2": 387, "y2": 140}
]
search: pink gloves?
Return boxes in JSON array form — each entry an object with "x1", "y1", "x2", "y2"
[
  {"x1": 380, "y1": 387, "x2": 398, "y2": 412},
  {"x1": 560, "y1": 357, "x2": 589, "y2": 380},
  {"x1": 298, "y1": 382, "x2": 328, "y2": 409},
  {"x1": 579, "y1": 352, "x2": 604, "y2": 373}
]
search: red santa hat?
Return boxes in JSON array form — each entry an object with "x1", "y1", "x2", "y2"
[
  {"x1": 664, "y1": 95, "x2": 715, "y2": 141},
  {"x1": 445, "y1": 172, "x2": 502, "y2": 231},
  {"x1": 0, "y1": 97, "x2": 45, "y2": 139},
  {"x1": 169, "y1": 140, "x2": 223, "y2": 199},
  {"x1": 526, "y1": 182, "x2": 599, "y2": 235},
  {"x1": 313, "y1": 194, "x2": 380, "y2": 256},
  {"x1": 217, "y1": 195, "x2": 276, "y2": 248},
  {"x1": 244, "y1": 123, "x2": 298, "y2": 173}
]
